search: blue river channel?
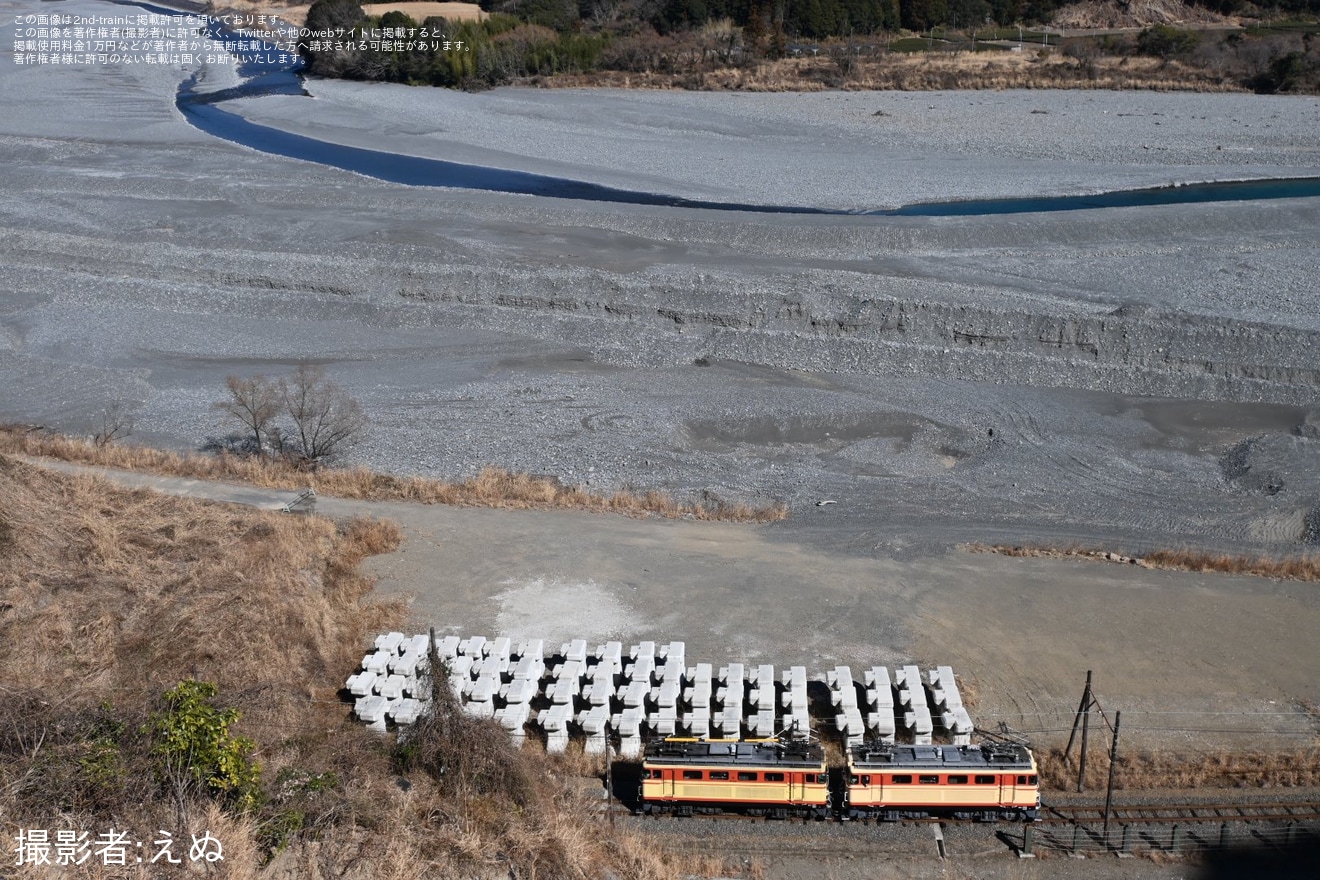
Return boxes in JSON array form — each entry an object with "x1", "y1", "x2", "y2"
[{"x1": 174, "y1": 14, "x2": 1320, "y2": 217}]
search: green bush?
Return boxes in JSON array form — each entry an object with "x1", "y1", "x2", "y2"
[{"x1": 149, "y1": 680, "x2": 262, "y2": 813}]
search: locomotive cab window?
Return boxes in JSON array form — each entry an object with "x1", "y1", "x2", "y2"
[
  {"x1": 1017, "y1": 775, "x2": 1027, "y2": 785},
  {"x1": 737, "y1": 772, "x2": 757, "y2": 782},
  {"x1": 682, "y1": 770, "x2": 703, "y2": 780},
  {"x1": 1029, "y1": 775, "x2": 1038, "y2": 785},
  {"x1": 892, "y1": 774, "x2": 912, "y2": 784},
  {"x1": 649, "y1": 769, "x2": 662, "y2": 779},
  {"x1": 948, "y1": 775, "x2": 968, "y2": 784},
  {"x1": 710, "y1": 771, "x2": 729, "y2": 781},
  {"x1": 817, "y1": 773, "x2": 829, "y2": 784},
  {"x1": 919, "y1": 775, "x2": 939, "y2": 785},
  {"x1": 765, "y1": 772, "x2": 785, "y2": 782},
  {"x1": 975, "y1": 775, "x2": 995, "y2": 785}
]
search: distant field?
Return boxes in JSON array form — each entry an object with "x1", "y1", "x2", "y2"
[{"x1": 240, "y1": 1, "x2": 487, "y2": 26}]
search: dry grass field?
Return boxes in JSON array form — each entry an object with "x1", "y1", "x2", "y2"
[
  {"x1": 0, "y1": 426, "x2": 788, "y2": 523},
  {"x1": 969, "y1": 543, "x2": 1320, "y2": 582},
  {"x1": 0, "y1": 454, "x2": 708, "y2": 879}
]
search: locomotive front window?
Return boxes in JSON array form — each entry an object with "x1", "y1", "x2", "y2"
[
  {"x1": 975, "y1": 775, "x2": 995, "y2": 785},
  {"x1": 948, "y1": 775, "x2": 968, "y2": 784},
  {"x1": 1029, "y1": 775, "x2": 1038, "y2": 785},
  {"x1": 765, "y1": 772, "x2": 785, "y2": 782},
  {"x1": 682, "y1": 770, "x2": 703, "y2": 780},
  {"x1": 919, "y1": 775, "x2": 939, "y2": 785},
  {"x1": 737, "y1": 772, "x2": 757, "y2": 781},
  {"x1": 817, "y1": 773, "x2": 829, "y2": 784},
  {"x1": 710, "y1": 771, "x2": 729, "y2": 780},
  {"x1": 649, "y1": 769, "x2": 662, "y2": 779},
  {"x1": 892, "y1": 774, "x2": 912, "y2": 784},
  {"x1": 1017, "y1": 775, "x2": 1027, "y2": 785},
  {"x1": 859, "y1": 775, "x2": 870, "y2": 786}
]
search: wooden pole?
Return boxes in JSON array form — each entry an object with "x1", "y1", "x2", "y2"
[{"x1": 1102, "y1": 710, "x2": 1121, "y2": 840}]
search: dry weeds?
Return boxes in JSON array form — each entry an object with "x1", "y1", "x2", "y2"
[
  {"x1": 965, "y1": 542, "x2": 1320, "y2": 582},
  {"x1": 542, "y1": 51, "x2": 1246, "y2": 92},
  {"x1": 0, "y1": 454, "x2": 702, "y2": 879},
  {"x1": 0, "y1": 426, "x2": 789, "y2": 523},
  {"x1": 1037, "y1": 745, "x2": 1320, "y2": 791}
]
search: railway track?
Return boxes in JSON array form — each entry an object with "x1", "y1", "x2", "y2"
[{"x1": 1040, "y1": 800, "x2": 1320, "y2": 826}]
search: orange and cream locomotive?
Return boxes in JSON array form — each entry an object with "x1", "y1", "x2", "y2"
[{"x1": 640, "y1": 738, "x2": 832, "y2": 818}]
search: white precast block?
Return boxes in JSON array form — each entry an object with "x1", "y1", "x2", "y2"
[
  {"x1": 459, "y1": 696, "x2": 491, "y2": 717},
  {"x1": 376, "y1": 675, "x2": 406, "y2": 700},
  {"x1": 748, "y1": 665, "x2": 775, "y2": 709},
  {"x1": 390, "y1": 698, "x2": 422, "y2": 725},
  {"x1": 500, "y1": 679, "x2": 537, "y2": 705},
  {"x1": 581, "y1": 680, "x2": 613, "y2": 707},
  {"x1": 389, "y1": 653, "x2": 419, "y2": 677},
  {"x1": 561, "y1": 639, "x2": 589, "y2": 663},
  {"x1": 716, "y1": 664, "x2": 745, "y2": 708},
  {"x1": 618, "y1": 735, "x2": 642, "y2": 758},
  {"x1": 449, "y1": 654, "x2": 474, "y2": 677},
  {"x1": 748, "y1": 709, "x2": 776, "y2": 738},
  {"x1": 649, "y1": 709, "x2": 678, "y2": 737},
  {"x1": 346, "y1": 670, "x2": 378, "y2": 696},
  {"x1": 683, "y1": 706, "x2": 711, "y2": 739},
  {"x1": 355, "y1": 695, "x2": 388, "y2": 723},
  {"x1": 867, "y1": 710, "x2": 897, "y2": 740},
  {"x1": 631, "y1": 641, "x2": 656, "y2": 662},
  {"x1": 553, "y1": 659, "x2": 586, "y2": 684},
  {"x1": 611, "y1": 706, "x2": 644, "y2": 738},
  {"x1": 375, "y1": 632, "x2": 405, "y2": 654},
  {"x1": 435, "y1": 635, "x2": 461, "y2": 659},
  {"x1": 512, "y1": 654, "x2": 545, "y2": 682},
  {"x1": 658, "y1": 640, "x2": 685, "y2": 663},
  {"x1": 629, "y1": 655, "x2": 656, "y2": 685},
  {"x1": 577, "y1": 704, "x2": 611, "y2": 734},
  {"x1": 458, "y1": 635, "x2": 487, "y2": 657},
  {"x1": 617, "y1": 679, "x2": 649, "y2": 708},
  {"x1": 465, "y1": 676, "x2": 497, "y2": 704},
  {"x1": 487, "y1": 636, "x2": 512, "y2": 659},
  {"x1": 472, "y1": 655, "x2": 508, "y2": 679},
  {"x1": 685, "y1": 664, "x2": 713, "y2": 710},
  {"x1": 407, "y1": 634, "x2": 430, "y2": 655},
  {"x1": 363, "y1": 651, "x2": 391, "y2": 675},
  {"x1": 596, "y1": 641, "x2": 623, "y2": 664},
  {"x1": 545, "y1": 679, "x2": 577, "y2": 705},
  {"x1": 651, "y1": 679, "x2": 681, "y2": 709},
  {"x1": 865, "y1": 667, "x2": 894, "y2": 709},
  {"x1": 515, "y1": 638, "x2": 544, "y2": 659},
  {"x1": 830, "y1": 667, "x2": 858, "y2": 710},
  {"x1": 497, "y1": 702, "x2": 531, "y2": 731},
  {"x1": 713, "y1": 706, "x2": 741, "y2": 738}
]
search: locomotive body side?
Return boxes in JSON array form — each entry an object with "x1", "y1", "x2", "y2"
[
  {"x1": 640, "y1": 738, "x2": 831, "y2": 818},
  {"x1": 846, "y1": 743, "x2": 1040, "y2": 822}
]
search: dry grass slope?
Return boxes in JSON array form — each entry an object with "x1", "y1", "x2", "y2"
[
  {"x1": 1037, "y1": 746, "x2": 1320, "y2": 791},
  {"x1": 0, "y1": 426, "x2": 788, "y2": 523},
  {"x1": 0, "y1": 455, "x2": 701, "y2": 879}
]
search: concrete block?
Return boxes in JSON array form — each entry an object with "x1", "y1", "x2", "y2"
[
  {"x1": 617, "y1": 679, "x2": 649, "y2": 708},
  {"x1": 512, "y1": 654, "x2": 544, "y2": 682},
  {"x1": 363, "y1": 651, "x2": 391, "y2": 675},
  {"x1": 545, "y1": 679, "x2": 577, "y2": 705},
  {"x1": 487, "y1": 636, "x2": 511, "y2": 659},
  {"x1": 377, "y1": 674, "x2": 406, "y2": 700},
  {"x1": 435, "y1": 635, "x2": 461, "y2": 659},
  {"x1": 581, "y1": 680, "x2": 613, "y2": 706},
  {"x1": 561, "y1": 639, "x2": 589, "y2": 663},
  {"x1": 458, "y1": 635, "x2": 486, "y2": 657},
  {"x1": 515, "y1": 638, "x2": 544, "y2": 659},
  {"x1": 595, "y1": 641, "x2": 623, "y2": 664},
  {"x1": 355, "y1": 694, "x2": 388, "y2": 723},
  {"x1": 375, "y1": 632, "x2": 405, "y2": 655},
  {"x1": 389, "y1": 653, "x2": 419, "y2": 677},
  {"x1": 500, "y1": 679, "x2": 537, "y2": 705},
  {"x1": 389, "y1": 698, "x2": 421, "y2": 725},
  {"x1": 497, "y1": 702, "x2": 531, "y2": 732},
  {"x1": 631, "y1": 641, "x2": 655, "y2": 662},
  {"x1": 346, "y1": 670, "x2": 378, "y2": 696}
]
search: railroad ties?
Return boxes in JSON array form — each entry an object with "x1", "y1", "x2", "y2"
[{"x1": 347, "y1": 631, "x2": 977, "y2": 753}]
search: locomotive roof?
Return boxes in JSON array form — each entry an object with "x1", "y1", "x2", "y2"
[
  {"x1": 849, "y1": 742, "x2": 1035, "y2": 771},
  {"x1": 643, "y1": 738, "x2": 825, "y2": 768}
]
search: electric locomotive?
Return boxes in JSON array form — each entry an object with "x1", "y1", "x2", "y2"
[
  {"x1": 640, "y1": 737, "x2": 832, "y2": 818},
  {"x1": 846, "y1": 741, "x2": 1040, "y2": 821}
]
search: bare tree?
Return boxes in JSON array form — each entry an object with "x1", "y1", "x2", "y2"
[
  {"x1": 213, "y1": 374, "x2": 280, "y2": 455},
  {"x1": 93, "y1": 401, "x2": 136, "y2": 448},
  {"x1": 280, "y1": 364, "x2": 367, "y2": 468}
]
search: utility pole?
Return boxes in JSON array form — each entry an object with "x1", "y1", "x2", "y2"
[
  {"x1": 1102, "y1": 710, "x2": 1122, "y2": 843},
  {"x1": 1064, "y1": 671, "x2": 1094, "y2": 792}
]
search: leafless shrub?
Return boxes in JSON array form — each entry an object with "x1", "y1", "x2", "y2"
[
  {"x1": 92, "y1": 400, "x2": 136, "y2": 448},
  {"x1": 213, "y1": 373, "x2": 281, "y2": 454},
  {"x1": 280, "y1": 364, "x2": 368, "y2": 468}
]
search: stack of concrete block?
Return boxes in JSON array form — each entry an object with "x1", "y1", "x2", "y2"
[
  {"x1": 864, "y1": 666, "x2": 897, "y2": 742},
  {"x1": 746, "y1": 664, "x2": 776, "y2": 737},
  {"x1": 351, "y1": 632, "x2": 434, "y2": 729},
  {"x1": 576, "y1": 704, "x2": 611, "y2": 754},
  {"x1": 612, "y1": 706, "x2": 645, "y2": 757},
  {"x1": 713, "y1": 664, "x2": 745, "y2": 738},
  {"x1": 678, "y1": 662, "x2": 711, "y2": 739},
  {"x1": 928, "y1": 666, "x2": 973, "y2": 745},
  {"x1": 896, "y1": 665, "x2": 934, "y2": 744},
  {"x1": 537, "y1": 703, "x2": 573, "y2": 754},
  {"x1": 828, "y1": 666, "x2": 866, "y2": 747},
  {"x1": 781, "y1": 666, "x2": 810, "y2": 740},
  {"x1": 495, "y1": 702, "x2": 531, "y2": 745},
  {"x1": 462, "y1": 675, "x2": 497, "y2": 717}
]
